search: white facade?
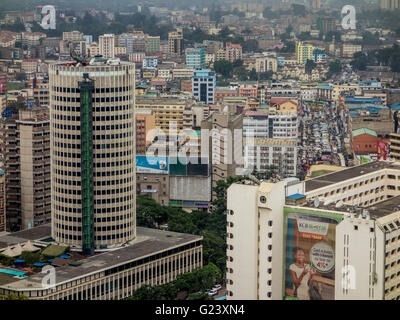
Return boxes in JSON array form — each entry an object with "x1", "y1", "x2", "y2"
[
  {"x1": 226, "y1": 181, "x2": 286, "y2": 300},
  {"x1": 244, "y1": 138, "x2": 298, "y2": 177},
  {"x1": 335, "y1": 214, "x2": 385, "y2": 300},
  {"x1": 99, "y1": 34, "x2": 115, "y2": 59},
  {"x1": 227, "y1": 162, "x2": 400, "y2": 300}
]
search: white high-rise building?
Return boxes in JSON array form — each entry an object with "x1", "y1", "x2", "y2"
[
  {"x1": 99, "y1": 34, "x2": 115, "y2": 59},
  {"x1": 227, "y1": 162, "x2": 400, "y2": 300}
]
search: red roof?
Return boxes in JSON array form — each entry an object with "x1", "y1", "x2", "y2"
[{"x1": 269, "y1": 98, "x2": 298, "y2": 106}]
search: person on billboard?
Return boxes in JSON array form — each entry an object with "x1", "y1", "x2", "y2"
[{"x1": 289, "y1": 247, "x2": 317, "y2": 300}]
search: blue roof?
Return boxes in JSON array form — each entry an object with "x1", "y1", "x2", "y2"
[
  {"x1": 287, "y1": 193, "x2": 306, "y2": 200},
  {"x1": 345, "y1": 97, "x2": 382, "y2": 103},
  {"x1": 14, "y1": 259, "x2": 25, "y2": 263},
  {"x1": 391, "y1": 103, "x2": 400, "y2": 110},
  {"x1": 33, "y1": 262, "x2": 45, "y2": 267},
  {"x1": 317, "y1": 85, "x2": 333, "y2": 90},
  {"x1": 57, "y1": 254, "x2": 70, "y2": 259},
  {"x1": 350, "y1": 113, "x2": 361, "y2": 117}
]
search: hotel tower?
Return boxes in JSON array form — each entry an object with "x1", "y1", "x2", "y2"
[{"x1": 49, "y1": 60, "x2": 136, "y2": 255}]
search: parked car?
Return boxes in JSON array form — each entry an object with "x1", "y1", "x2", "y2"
[
  {"x1": 208, "y1": 290, "x2": 218, "y2": 297},
  {"x1": 213, "y1": 284, "x2": 222, "y2": 291}
]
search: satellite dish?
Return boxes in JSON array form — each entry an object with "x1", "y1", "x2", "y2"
[
  {"x1": 314, "y1": 198, "x2": 320, "y2": 208},
  {"x1": 336, "y1": 200, "x2": 344, "y2": 208}
]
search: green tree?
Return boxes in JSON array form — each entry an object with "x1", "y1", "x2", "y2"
[
  {"x1": 243, "y1": 39, "x2": 259, "y2": 53},
  {"x1": 20, "y1": 251, "x2": 42, "y2": 265},
  {"x1": 351, "y1": 51, "x2": 369, "y2": 70},
  {"x1": 186, "y1": 292, "x2": 211, "y2": 300},
  {"x1": 249, "y1": 68, "x2": 258, "y2": 81},
  {"x1": 259, "y1": 71, "x2": 274, "y2": 80},
  {"x1": 297, "y1": 32, "x2": 313, "y2": 41},
  {"x1": 263, "y1": 7, "x2": 275, "y2": 19},
  {"x1": 291, "y1": 4, "x2": 306, "y2": 16},
  {"x1": 232, "y1": 59, "x2": 243, "y2": 68},
  {"x1": 0, "y1": 294, "x2": 28, "y2": 300},
  {"x1": 15, "y1": 72, "x2": 26, "y2": 81},
  {"x1": 327, "y1": 59, "x2": 342, "y2": 78},
  {"x1": 305, "y1": 59, "x2": 317, "y2": 74},
  {"x1": 202, "y1": 230, "x2": 226, "y2": 272},
  {"x1": 233, "y1": 66, "x2": 248, "y2": 81},
  {"x1": 213, "y1": 60, "x2": 233, "y2": 78}
]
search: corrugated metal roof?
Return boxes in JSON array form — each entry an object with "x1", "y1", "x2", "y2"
[{"x1": 352, "y1": 128, "x2": 378, "y2": 137}]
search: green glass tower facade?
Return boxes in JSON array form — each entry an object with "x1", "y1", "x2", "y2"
[{"x1": 79, "y1": 73, "x2": 95, "y2": 256}]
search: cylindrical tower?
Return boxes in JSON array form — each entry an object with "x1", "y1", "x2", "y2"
[{"x1": 49, "y1": 61, "x2": 136, "y2": 253}]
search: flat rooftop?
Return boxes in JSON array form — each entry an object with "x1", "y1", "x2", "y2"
[
  {"x1": 365, "y1": 196, "x2": 400, "y2": 219},
  {"x1": 297, "y1": 194, "x2": 400, "y2": 220},
  {"x1": 0, "y1": 224, "x2": 51, "y2": 249},
  {"x1": 0, "y1": 226, "x2": 202, "y2": 290},
  {"x1": 305, "y1": 161, "x2": 400, "y2": 192}
]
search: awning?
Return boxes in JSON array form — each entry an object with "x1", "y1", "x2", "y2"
[
  {"x1": 14, "y1": 259, "x2": 25, "y2": 263},
  {"x1": 33, "y1": 262, "x2": 45, "y2": 267},
  {"x1": 22, "y1": 240, "x2": 40, "y2": 252},
  {"x1": 1, "y1": 246, "x2": 19, "y2": 258}
]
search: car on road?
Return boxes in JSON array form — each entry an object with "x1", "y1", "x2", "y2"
[
  {"x1": 208, "y1": 289, "x2": 218, "y2": 297},
  {"x1": 213, "y1": 284, "x2": 222, "y2": 291}
]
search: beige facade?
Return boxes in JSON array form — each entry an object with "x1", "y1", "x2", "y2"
[
  {"x1": 201, "y1": 111, "x2": 243, "y2": 199},
  {"x1": 255, "y1": 57, "x2": 278, "y2": 73},
  {"x1": 0, "y1": 170, "x2": 5, "y2": 231},
  {"x1": 341, "y1": 43, "x2": 362, "y2": 58},
  {"x1": 0, "y1": 227, "x2": 202, "y2": 300},
  {"x1": 136, "y1": 97, "x2": 192, "y2": 136},
  {"x1": 49, "y1": 62, "x2": 136, "y2": 250},
  {"x1": 99, "y1": 34, "x2": 115, "y2": 59},
  {"x1": 0, "y1": 106, "x2": 50, "y2": 231},
  {"x1": 62, "y1": 31, "x2": 84, "y2": 42},
  {"x1": 168, "y1": 29, "x2": 183, "y2": 57},
  {"x1": 33, "y1": 82, "x2": 49, "y2": 107},
  {"x1": 136, "y1": 173, "x2": 169, "y2": 205}
]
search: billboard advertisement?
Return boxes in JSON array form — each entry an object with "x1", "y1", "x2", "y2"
[
  {"x1": 377, "y1": 140, "x2": 388, "y2": 161},
  {"x1": 136, "y1": 156, "x2": 168, "y2": 174},
  {"x1": 283, "y1": 208, "x2": 342, "y2": 300}
]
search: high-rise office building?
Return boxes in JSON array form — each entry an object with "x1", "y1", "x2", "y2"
[
  {"x1": 225, "y1": 42, "x2": 242, "y2": 63},
  {"x1": 296, "y1": 41, "x2": 315, "y2": 64},
  {"x1": 321, "y1": 17, "x2": 337, "y2": 35},
  {"x1": 0, "y1": 73, "x2": 7, "y2": 94},
  {"x1": 0, "y1": 106, "x2": 51, "y2": 231},
  {"x1": 49, "y1": 60, "x2": 136, "y2": 255},
  {"x1": 146, "y1": 36, "x2": 160, "y2": 53},
  {"x1": 99, "y1": 34, "x2": 115, "y2": 59},
  {"x1": 192, "y1": 69, "x2": 216, "y2": 105},
  {"x1": 168, "y1": 29, "x2": 184, "y2": 57},
  {"x1": 201, "y1": 109, "x2": 243, "y2": 199},
  {"x1": 185, "y1": 46, "x2": 206, "y2": 70},
  {"x1": 381, "y1": 0, "x2": 400, "y2": 9},
  {"x1": 312, "y1": 0, "x2": 321, "y2": 10},
  {"x1": 0, "y1": 170, "x2": 4, "y2": 232},
  {"x1": 62, "y1": 31, "x2": 84, "y2": 42},
  {"x1": 227, "y1": 161, "x2": 400, "y2": 300}
]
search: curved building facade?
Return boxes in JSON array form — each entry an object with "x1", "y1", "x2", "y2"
[{"x1": 49, "y1": 62, "x2": 136, "y2": 253}]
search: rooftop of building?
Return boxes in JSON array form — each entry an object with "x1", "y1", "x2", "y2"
[
  {"x1": 305, "y1": 161, "x2": 400, "y2": 192},
  {"x1": 246, "y1": 137, "x2": 297, "y2": 146},
  {"x1": 296, "y1": 193, "x2": 400, "y2": 221},
  {"x1": 51, "y1": 59, "x2": 133, "y2": 68},
  {"x1": 352, "y1": 128, "x2": 378, "y2": 137},
  {"x1": 0, "y1": 225, "x2": 202, "y2": 290},
  {"x1": 136, "y1": 97, "x2": 190, "y2": 104}
]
